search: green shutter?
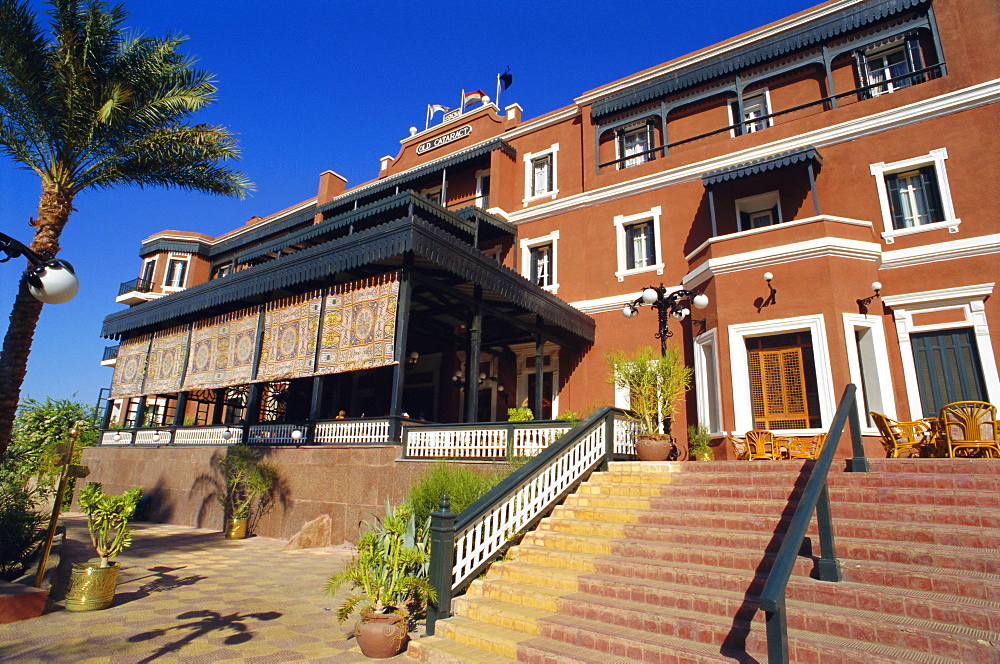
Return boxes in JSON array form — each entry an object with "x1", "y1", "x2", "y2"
[
  {"x1": 918, "y1": 166, "x2": 945, "y2": 222},
  {"x1": 885, "y1": 173, "x2": 907, "y2": 229}
]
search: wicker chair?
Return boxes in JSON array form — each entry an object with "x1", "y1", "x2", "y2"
[
  {"x1": 870, "y1": 412, "x2": 936, "y2": 458},
  {"x1": 745, "y1": 430, "x2": 782, "y2": 460},
  {"x1": 939, "y1": 401, "x2": 1000, "y2": 458},
  {"x1": 726, "y1": 433, "x2": 750, "y2": 460},
  {"x1": 785, "y1": 433, "x2": 826, "y2": 460}
]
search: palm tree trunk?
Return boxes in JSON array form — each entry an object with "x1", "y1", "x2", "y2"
[{"x1": 0, "y1": 185, "x2": 74, "y2": 461}]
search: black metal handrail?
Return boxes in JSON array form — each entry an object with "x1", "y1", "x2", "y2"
[
  {"x1": 102, "y1": 345, "x2": 119, "y2": 362},
  {"x1": 759, "y1": 383, "x2": 869, "y2": 663},
  {"x1": 118, "y1": 277, "x2": 154, "y2": 296}
]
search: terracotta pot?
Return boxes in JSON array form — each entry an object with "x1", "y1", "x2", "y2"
[
  {"x1": 224, "y1": 517, "x2": 248, "y2": 539},
  {"x1": 65, "y1": 562, "x2": 119, "y2": 611},
  {"x1": 354, "y1": 612, "x2": 410, "y2": 658},
  {"x1": 635, "y1": 434, "x2": 674, "y2": 461}
]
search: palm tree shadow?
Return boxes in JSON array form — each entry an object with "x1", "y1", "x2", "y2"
[
  {"x1": 126, "y1": 608, "x2": 281, "y2": 663},
  {"x1": 111, "y1": 566, "x2": 208, "y2": 606},
  {"x1": 720, "y1": 461, "x2": 820, "y2": 663}
]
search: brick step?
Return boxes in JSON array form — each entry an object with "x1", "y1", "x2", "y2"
[
  {"x1": 556, "y1": 581, "x2": 998, "y2": 663},
  {"x1": 431, "y1": 614, "x2": 524, "y2": 660},
  {"x1": 841, "y1": 558, "x2": 1000, "y2": 602},
  {"x1": 634, "y1": 494, "x2": 1000, "y2": 528},
  {"x1": 537, "y1": 516, "x2": 999, "y2": 573},
  {"x1": 552, "y1": 502, "x2": 1000, "y2": 549},
  {"x1": 407, "y1": 634, "x2": 516, "y2": 664},
  {"x1": 481, "y1": 556, "x2": 1000, "y2": 638},
  {"x1": 585, "y1": 478, "x2": 1000, "y2": 508}
]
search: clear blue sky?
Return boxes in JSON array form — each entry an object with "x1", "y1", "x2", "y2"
[{"x1": 1, "y1": 0, "x2": 815, "y2": 409}]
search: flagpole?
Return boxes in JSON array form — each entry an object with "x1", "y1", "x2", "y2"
[
  {"x1": 425, "y1": 104, "x2": 431, "y2": 131},
  {"x1": 460, "y1": 89, "x2": 465, "y2": 114},
  {"x1": 495, "y1": 74, "x2": 501, "y2": 109}
]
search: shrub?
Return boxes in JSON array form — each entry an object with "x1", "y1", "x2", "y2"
[
  {"x1": 506, "y1": 407, "x2": 533, "y2": 422},
  {"x1": 406, "y1": 462, "x2": 506, "y2": 529},
  {"x1": 0, "y1": 486, "x2": 47, "y2": 581}
]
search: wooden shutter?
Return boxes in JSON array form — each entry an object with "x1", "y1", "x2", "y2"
[
  {"x1": 905, "y1": 36, "x2": 925, "y2": 84},
  {"x1": 854, "y1": 50, "x2": 871, "y2": 99},
  {"x1": 748, "y1": 347, "x2": 810, "y2": 429},
  {"x1": 885, "y1": 173, "x2": 907, "y2": 228},
  {"x1": 918, "y1": 166, "x2": 945, "y2": 222}
]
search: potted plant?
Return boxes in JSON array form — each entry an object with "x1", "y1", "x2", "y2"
[
  {"x1": 607, "y1": 345, "x2": 692, "y2": 461},
  {"x1": 324, "y1": 502, "x2": 435, "y2": 658},
  {"x1": 687, "y1": 423, "x2": 713, "y2": 461},
  {"x1": 507, "y1": 407, "x2": 533, "y2": 422},
  {"x1": 216, "y1": 445, "x2": 278, "y2": 539},
  {"x1": 64, "y1": 482, "x2": 142, "y2": 611}
]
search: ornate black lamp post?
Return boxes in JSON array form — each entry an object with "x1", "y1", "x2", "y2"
[
  {"x1": 0, "y1": 232, "x2": 79, "y2": 304},
  {"x1": 622, "y1": 284, "x2": 709, "y2": 356}
]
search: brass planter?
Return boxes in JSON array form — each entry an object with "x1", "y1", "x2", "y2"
[
  {"x1": 224, "y1": 517, "x2": 248, "y2": 539},
  {"x1": 64, "y1": 562, "x2": 119, "y2": 612}
]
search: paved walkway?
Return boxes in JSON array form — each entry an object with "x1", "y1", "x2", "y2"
[{"x1": 0, "y1": 515, "x2": 418, "y2": 663}]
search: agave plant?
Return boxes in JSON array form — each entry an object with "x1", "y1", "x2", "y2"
[
  {"x1": 324, "y1": 502, "x2": 435, "y2": 625},
  {"x1": 78, "y1": 482, "x2": 142, "y2": 568}
]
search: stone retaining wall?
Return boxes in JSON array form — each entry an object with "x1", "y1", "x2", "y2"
[{"x1": 79, "y1": 445, "x2": 495, "y2": 545}]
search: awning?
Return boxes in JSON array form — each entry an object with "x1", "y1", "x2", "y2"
[
  {"x1": 701, "y1": 147, "x2": 821, "y2": 187},
  {"x1": 590, "y1": 0, "x2": 930, "y2": 119},
  {"x1": 101, "y1": 216, "x2": 595, "y2": 345}
]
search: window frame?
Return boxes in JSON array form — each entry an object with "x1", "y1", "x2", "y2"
[
  {"x1": 693, "y1": 328, "x2": 723, "y2": 436},
  {"x1": 728, "y1": 315, "x2": 836, "y2": 434},
  {"x1": 616, "y1": 121, "x2": 654, "y2": 169},
  {"x1": 881, "y1": 283, "x2": 999, "y2": 420},
  {"x1": 519, "y1": 230, "x2": 559, "y2": 294},
  {"x1": 841, "y1": 313, "x2": 896, "y2": 434},
  {"x1": 162, "y1": 255, "x2": 190, "y2": 290},
  {"x1": 522, "y1": 144, "x2": 559, "y2": 204},
  {"x1": 734, "y1": 191, "x2": 782, "y2": 231},
  {"x1": 140, "y1": 258, "x2": 156, "y2": 286},
  {"x1": 728, "y1": 89, "x2": 773, "y2": 137},
  {"x1": 475, "y1": 170, "x2": 491, "y2": 208},
  {"x1": 614, "y1": 206, "x2": 664, "y2": 282},
  {"x1": 870, "y1": 148, "x2": 959, "y2": 243}
]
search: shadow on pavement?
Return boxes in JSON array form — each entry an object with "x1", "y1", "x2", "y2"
[{"x1": 126, "y1": 608, "x2": 282, "y2": 663}]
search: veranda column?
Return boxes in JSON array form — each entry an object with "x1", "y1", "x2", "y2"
[
  {"x1": 389, "y1": 254, "x2": 413, "y2": 440},
  {"x1": 464, "y1": 286, "x2": 483, "y2": 423}
]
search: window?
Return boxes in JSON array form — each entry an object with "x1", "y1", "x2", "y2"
[
  {"x1": 886, "y1": 168, "x2": 943, "y2": 229},
  {"x1": 140, "y1": 259, "x2": 156, "y2": 287},
  {"x1": 164, "y1": 258, "x2": 188, "y2": 288},
  {"x1": 614, "y1": 206, "x2": 663, "y2": 281},
  {"x1": 842, "y1": 313, "x2": 895, "y2": 431},
  {"x1": 625, "y1": 222, "x2": 655, "y2": 269},
  {"x1": 475, "y1": 171, "x2": 490, "y2": 208},
  {"x1": 211, "y1": 263, "x2": 232, "y2": 280},
  {"x1": 694, "y1": 329, "x2": 722, "y2": 435},
  {"x1": 522, "y1": 144, "x2": 559, "y2": 204},
  {"x1": 870, "y1": 148, "x2": 959, "y2": 242},
  {"x1": 421, "y1": 187, "x2": 442, "y2": 205},
  {"x1": 735, "y1": 191, "x2": 782, "y2": 231},
  {"x1": 730, "y1": 91, "x2": 772, "y2": 136},
  {"x1": 860, "y1": 38, "x2": 924, "y2": 97},
  {"x1": 530, "y1": 155, "x2": 552, "y2": 197},
  {"x1": 519, "y1": 231, "x2": 559, "y2": 293},
  {"x1": 618, "y1": 123, "x2": 653, "y2": 168}
]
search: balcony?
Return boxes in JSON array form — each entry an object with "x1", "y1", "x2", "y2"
[
  {"x1": 116, "y1": 277, "x2": 160, "y2": 305},
  {"x1": 100, "y1": 345, "x2": 119, "y2": 367}
]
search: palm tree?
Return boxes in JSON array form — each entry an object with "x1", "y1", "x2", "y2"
[{"x1": 0, "y1": 0, "x2": 253, "y2": 461}]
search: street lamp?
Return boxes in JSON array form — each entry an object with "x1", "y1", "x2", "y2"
[
  {"x1": 0, "y1": 232, "x2": 78, "y2": 304},
  {"x1": 622, "y1": 284, "x2": 709, "y2": 356}
]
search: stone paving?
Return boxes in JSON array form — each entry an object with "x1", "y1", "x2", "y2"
[{"x1": 0, "y1": 515, "x2": 418, "y2": 663}]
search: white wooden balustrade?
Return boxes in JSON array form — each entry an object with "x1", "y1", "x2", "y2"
[{"x1": 314, "y1": 419, "x2": 390, "y2": 444}]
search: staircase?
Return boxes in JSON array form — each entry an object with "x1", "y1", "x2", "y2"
[{"x1": 410, "y1": 458, "x2": 1000, "y2": 663}]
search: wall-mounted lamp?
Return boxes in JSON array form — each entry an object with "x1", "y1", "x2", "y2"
[
  {"x1": 151, "y1": 431, "x2": 162, "y2": 444},
  {"x1": 221, "y1": 429, "x2": 234, "y2": 442},
  {"x1": 857, "y1": 281, "x2": 883, "y2": 315},
  {"x1": 407, "y1": 351, "x2": 419, "y2": 365},
  {"x1": 763, "y1": 272, "x2": 778, "y2": 306},
  {"x1": 291, "y1": 429, "x2": 304, "y2": 443}
]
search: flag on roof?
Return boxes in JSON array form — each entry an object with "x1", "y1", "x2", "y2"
[
  {"x1": 498, "y1": 68, "x2": 512, "y2": 91},
  {"x1": 463, "y1": 89, "x2": 486, "y2": 106}
]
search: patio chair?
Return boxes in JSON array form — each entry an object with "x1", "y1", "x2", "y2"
[
  {"x1": 785, "y1": 433, "x2": 826, "y2": 460},
  {"x1": 726, "y1": 433, "x2": 750, "y2": 460},
  {"x1": 745, "y1": 430, "x2": 782, "y2": 460},
  {"x1": 939, "y1": 401, "x2": 1000, "y2": 459},
  {"x1": 870, "y1": 412, "x2": 936, "y2": 458}
]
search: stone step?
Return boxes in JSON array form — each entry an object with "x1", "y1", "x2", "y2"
[
  {"x1": 841, "y1": 558, "x2": 1000, "y2": 602},
  {"x1": 407, "y1": 634, "x2": 516, "y2": 664}
]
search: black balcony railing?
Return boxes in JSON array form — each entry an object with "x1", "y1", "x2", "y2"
[
  {"x1": 102, "y1": 345, "x2": 119, "y2": 362},
  {"x1": 118, "y1": 277, "x2": 154, "y2": 296}
]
